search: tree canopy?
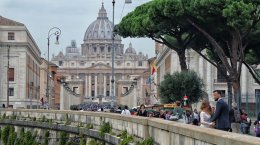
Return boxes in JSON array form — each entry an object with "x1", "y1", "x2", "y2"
[
  {"x1": 159, "y1": 71, "x2": 206, "y2": 104},
  {"x1": 116, "y1": 0, "x2": 197, "y2": 71},
  {"x1": 118, "y1": 0, "x2": 260, "y2": 106}
]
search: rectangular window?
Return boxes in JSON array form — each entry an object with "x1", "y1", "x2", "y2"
[
  {"x1": 8, "y1": 68, "x2": 14, "y2": 81},
  {"x1": 219, "y1": 90, "x2": 226, "y2": 98},
  {"x1": 91, "y1": 90, "x2": 95, "y2": 97},
  {"x1": 101, "y1": 47, "x2": 104, "y2": 53},
  {"x1": 59, "y1": 61, "x2": 63, "y2": 66},
  {"x1": 138, "y1": 61, "x2": 143, "y2": 66},
  {"x1": 108, "y1": 47, "x2": 111, "y2": 52},
  {"x1": 8, "y1": 88, "x2": 14, "y2": 96},
  {"x1": 73, "y1": 87, "x2": 78, "y2": 93},
  {"x1": 217, "y1": 70, "x2": 226, "y2": 83},
  {"x1": 123, "y1": 87, "x2": 128, "y2": 94},
  {"x1": 8, "y1": 32, "x2": 15, "y2": 40},
  {"x1": 106, "y1": 91, "x2": 110, "y2": 96}
]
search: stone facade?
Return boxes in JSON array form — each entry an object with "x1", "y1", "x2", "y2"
[
  {"x1": 0, "y1": 16, "x2": 41, "y2": 109},
  {"x1": 52, "y1": 4, "x2": 149, "y2": 108},
  {"x1": 39, "y1": 58, "x2": 59, "y2": 109},
  {"x1": 156, "y1": 43, "x2": 260, "y2": 106}
]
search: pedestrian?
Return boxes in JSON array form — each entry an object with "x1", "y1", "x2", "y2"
[
  {"x1": 210, "y1": 90, "x2": 230, "y2": 131},
  {"x1": 121, "y1": 106, "x2": 131, "y2": 115},
  {"x1": 240, "y1": 110, "x2": 251, "y2": 134},
  {"x1": 254, "y1": 114, "x2": 260, "y2": 137},
  {"x1": 137, "y1": 104, "x2": 147, "y2": 117},
  {"x1": 200, "y1": 100, "x2": 214, "y2": 128},
  {"x1": 192, "y1": 109, "x2": 200, "y2": 126},
  {"x1": 229, "y1": 103, "x2": 241, "y2": 133}
]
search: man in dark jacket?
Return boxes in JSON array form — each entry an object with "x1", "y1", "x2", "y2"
[{"x1": 210, "y1": 90, "x2": 230, "y2": 131}]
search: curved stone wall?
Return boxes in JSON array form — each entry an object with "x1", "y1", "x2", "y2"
[{"x1": 1, "y1": 109, "x2": 260, "y2": 145}]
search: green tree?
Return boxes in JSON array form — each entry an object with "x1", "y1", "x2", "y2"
[
  {"x1": 182, "y1": 0, "x2": 260, "y2": 105},
  {"x1": 159, "y1": 71, "x2": 206, "y2": 104},
  {"x1": 116, "y1": 1, "x2": 198, "y2": 71},
  {"x1": 117, "y1": 0, "x2": 260, "y2": 107}
]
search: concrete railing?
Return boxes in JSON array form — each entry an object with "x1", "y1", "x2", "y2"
[{"x1": 1, "y1": 109, "x2": 260, "y2": 145}]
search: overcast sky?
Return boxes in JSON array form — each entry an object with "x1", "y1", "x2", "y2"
[{"x1": 0, "y1": 0, "x2": 155, "y2": 59}]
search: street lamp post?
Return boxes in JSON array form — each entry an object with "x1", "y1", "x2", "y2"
[
  {"x1": 46, "y1": 27, "x2": 61, "y2": 109},
  {"x1": 111, "y1": 0, "x2": 116, "y2": 108},
  {"x1": 111, "y1": 0, "x2": 132, "y2": 108}
]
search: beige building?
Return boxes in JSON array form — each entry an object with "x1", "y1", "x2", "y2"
[
  {"x1": 52, "y1": 4, "x2": 149, "y2": 108},
  {"x1": 39, "y1": 58, "x2": 59, "y2": 109},
  {"x1": 0, "y1": 16, "x2": 41, "y2": 109},
  {"x1": 156, "y1": 43, "x2": 260, "y2": 111}
]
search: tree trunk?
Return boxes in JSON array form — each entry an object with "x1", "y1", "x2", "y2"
[
  {"x1": 227, "y1": 81, "x2": 233, "y2": 109},
  {"x1": 232, "y1": 80, "x2": 241, "y2": 109},
  {"x1": 177, "y1": 50, "x2": 188, "y2": 71}
]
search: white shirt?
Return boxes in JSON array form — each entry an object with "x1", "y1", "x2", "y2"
[
  {"x1": 193, "y1": 112, "x2": 199, "y2": 120},
  {"x1": 121, "y1": 109, "x2": 131, "y2": 115},
  {"x1": 200, "y1": 111, "x2": 211, "y2": 128}
]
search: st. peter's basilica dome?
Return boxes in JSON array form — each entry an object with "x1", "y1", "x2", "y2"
[{"x1": 84, "y1": 3, "x2": 121, "y2": 41}]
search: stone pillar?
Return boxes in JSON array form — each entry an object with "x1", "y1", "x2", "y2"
[
  {"x1": 241, "y1": 64, "x2": 248, "y2": 96},
  {"x1": 95, "y1": 75, "x2": 97, "y2": 97},
  {"x1": 133, "y1": 86, "x2": 137, "y2": 107},
  {"x1": 206, "y1": 61, "x2": 213, "y2": 102},
  {"x1": 88, "y1": 75, "x2": 91, "y2": 97},
  {"x1": 85, "y1": 75, "x2": 88, "y2": 97},
  {"x1": 199, "y1": 56, "x2": 204, "y2": 78},
  {"x1": 140, "y1": 77, "x2": 144, "y2": 104},
  {"x1": 60, "y1": 84, "x2": 64, "y2": 110},
  {"x1": 110, "y1": 76, "x2": 112, "y2": 97},
  {"x1": 104, "y1": 75, "x2": 106, "y2": 97}
]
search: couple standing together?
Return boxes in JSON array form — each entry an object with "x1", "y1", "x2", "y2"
[{"x1": 200, "y1": 90, "x2": 230, "y2": 131}]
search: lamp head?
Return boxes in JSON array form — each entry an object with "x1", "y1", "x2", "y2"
[{"x1": 55, "y1": 35, "x2": 59, "y2": 45}]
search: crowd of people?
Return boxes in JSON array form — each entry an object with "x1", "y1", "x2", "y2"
[
  {"x1": 118, "y1": 90, "x2": 260, "y2": 137},
  {"x1": 77, "y1": 102, "x2": 112, "y2": 111},
  {"x1": 73, "y1": 90, "x2": 260, "y2": 137}
]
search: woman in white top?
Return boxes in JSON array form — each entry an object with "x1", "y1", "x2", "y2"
[
  {"x1": 121, "y1": 105, "x2": 131, "y2": 115},
  {"x1": 200, "y1": 100, "x2": 213, "y2": 128}
]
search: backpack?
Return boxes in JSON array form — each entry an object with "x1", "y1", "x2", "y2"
[{"x1": 234, "y1": 109, "x2": 241, "y2": 123}]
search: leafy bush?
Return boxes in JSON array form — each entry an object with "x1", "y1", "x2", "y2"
[
  {"x1": 2, "y1": 113, "x2": 6, "y2": 119},
  {"x1": 1, "y1": 125, "x2": 10, "y2": 145},
  {"x1": 79, "y1": 134, "x2": 86, "y2": 145},
  {"x1": 59, "y1": 131, "x2": 68, "y2": 145},
  {"x1": 11, "y1": 115, "x2": 16, "y2": 120},
  {"x1": 43, "y1": 130, "x2": 50, "y2": 145},
  {"x1": 42, "y1": 115, "x2": 46, "y2": 122},
  {"x1": 86, "y1": 123, "x2": 93, "y2": 129},
  {"x1": 136, "y1": 137, "x2": 154, "y2": 145},
  {"x1": 118, "y1": 130, "x2": 134, "y2": 145},
  {"x1": 88, "y1": 139, "x2": 97, "y2": 145},
  {"x1": 65, "y1": 114, "x2": 71, "y2": 125},
  {"x1": 99, "y1": 122, "x2": 111, "y2": 138}
]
